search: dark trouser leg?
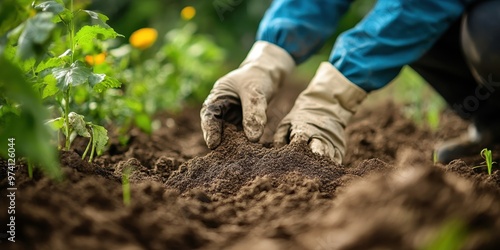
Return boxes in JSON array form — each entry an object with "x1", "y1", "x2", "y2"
[
  {"x1": 410, "y1": 0, "x2": 500, "y2": 162},
  {"x1": 461, "y1": 0, "x2": 500, "y2": 128}
]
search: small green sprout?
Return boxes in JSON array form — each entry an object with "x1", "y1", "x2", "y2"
[
  {"x1": 433, "y1": 150, "x2": 438, "y2": 165},
  {"x1": 27, "y1": 159, "x2": 34, "y2": 179},
  {"x1": 122, "y1": 167, "x2": 132, "y2": 206},
  {"x1": 473, "y1": 148, "x2": 496, "y2": 175}
]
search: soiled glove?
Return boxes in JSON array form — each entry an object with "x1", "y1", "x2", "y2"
[
  {"x1": 274, "y1": 62, "x2": 367, "y2": 163},
  {"x1": 201, "y1": 41, "x2": 295, "y2": 149}
]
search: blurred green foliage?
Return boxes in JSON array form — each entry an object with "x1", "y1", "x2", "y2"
[
  {"x1": 86, "y1": 23, "x2": 225, "y2": 139},
  {"x1": 90, "y1": 0, "x2": 271, "y2": 67},
  {"x1": 392, "y1": 67, "x2": 445, "y2": 131},
  {"x1": 0, "y1": 56, "x2": 61, "y2": 179},
  {"x1": 90, "y1": 0, "x2": 376, "y2": 70},
  {"x1": 421, "y1": 219, "x2": 468, "y2": 250}
]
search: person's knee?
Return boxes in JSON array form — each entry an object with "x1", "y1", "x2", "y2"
[{"x1": 461, "y1": 0, "x2": 500, "y2": 78}]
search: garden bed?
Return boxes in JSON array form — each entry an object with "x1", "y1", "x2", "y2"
[{"x1": 1, "y1": 84, "x2": 500, "y2": 250}]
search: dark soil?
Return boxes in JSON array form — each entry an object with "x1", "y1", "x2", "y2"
[{"x1": 1, "y1": 83, "x2": 500, "y2": 250}]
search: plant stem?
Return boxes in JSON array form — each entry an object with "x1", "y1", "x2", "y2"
[
  {"x1": 63, "y1": 0, "x2": 75, "y2": 151},
  {"x1": 89, "y1": 136, "x2": 96, "y2": 162},
  {"x1": 63, "y1": 88, "x2": 71, "y2": 150},
  {"x1": 28, "y1": 159, "x2": 33, "y2": 179},
  {"x1": 82, "y1": 137, "x2": 92, "y2": 160},
  {"x1": 70, "y1": 0, "x2": 75, "y2": 63},
  {"x1": 122, "y1": 167, "x2": 131, "y2": 206}
]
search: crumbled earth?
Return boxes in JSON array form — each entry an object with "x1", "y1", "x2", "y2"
[{"x1": 1, "y1": 84, "x2": 500, "y2": 250}]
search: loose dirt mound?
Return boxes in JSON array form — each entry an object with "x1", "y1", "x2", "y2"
[
  {"x1": 1, "y1": 85, "x2": 500, "y2": 249},
  {"x1": 166, "y1": 126, "x2": 383, "y2": 196}
]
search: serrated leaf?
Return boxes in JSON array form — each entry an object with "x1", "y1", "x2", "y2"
[
  {"x1": 52, "y1": 61, "x2": 92, "y2": 90},
  {"x1": 35, "y1": 1, "x2": 64, "y2": 14},
  {"x1": 74, "y1": 25, "x2": 120, "y2": 53},
  {"x1": 45, "y1": 117, "x2": 64, "y2": 130},
  {"x1": 36, "y1": 56, "x2": 63, "y2": 73},
  {"x1": 68, "y1": 112, "x2": 90, "y2": 137},
  {"x1": 92, "y1": 75, "x2": 121, "y2": 93},
  {"x1": 91, "y1": 124, "x2": 108, "y2": 155},
  {"x1": 41, "y1": 74, "x2": 59, "y2": 98},
  {"x1": 17, "y1": 12, "x2": 56, "y2": 60}
]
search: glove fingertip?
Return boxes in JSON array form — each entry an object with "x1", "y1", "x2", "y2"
[
  {"x1": 244, "y1": 123, "x2": 264, "y2": 142},
  {"x1": 309, "y1": 138, "x2": 326, "y2": 155},
  {"x1": 243, "y1": 114, "x2": 266, "y2": 142},
  {"x1": 206, "y1": 133, "x2": 222, "y2": 149},
  {"x1": 310, "y1": 138, "x2": 343, "y2": 164},
  {"x1": 201, "y1": 110, "x2": 223, "y2": 150},
  {"x1": 273, "y1": 123, "x2": 291, "y2": 147}
]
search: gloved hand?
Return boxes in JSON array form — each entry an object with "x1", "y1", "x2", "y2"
[
  {"x1": 201, "y1": 41, "x2": 295, "y2": 149},
  {"x1": 274, "y1": 62, "x2": 367, "y2": 163}
]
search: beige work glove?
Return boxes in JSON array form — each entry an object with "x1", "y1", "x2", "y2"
[
  {"x1": 201, "y1": 41, "x2": 295, "y2": 149},
  {"x1": 274, "y1": 62, "x2": 367, "y2": 163}
]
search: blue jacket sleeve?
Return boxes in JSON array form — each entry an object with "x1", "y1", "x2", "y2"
[
  {"x1": 330, "y1": 0, "x2": 468, "y2": 92},
  {"x1": 257, "y1": 0, "x2": 353, "y2": 64}
]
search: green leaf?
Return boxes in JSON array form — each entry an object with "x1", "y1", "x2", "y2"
[
  {"x1": 91, "y1": 124, "x2": 108, "y2": 155},
  {"x1": 92, "y1": 75, "x2": 121, "y2": 93},
  {"x1": 0, "y1": 56, "x2": 61, "y2": 179},
  {"x1": 52, "y1": 61, "x2": 92, "y2": 90},
  {"x1": 46, "y1": 117, "x2": 64, "y2": 130},
  {"x1": 35, "y1": 1, "x2": 64, "y2": 14},
  {"x1": 74, "y1": 25, "x2": 120, "y2": 53},
  {"x1": 68, "y1": 112, "x2": 90, "y2": 137},
  {"x1": 17, "y1": 12, "x2": 56, "y2": 60}
]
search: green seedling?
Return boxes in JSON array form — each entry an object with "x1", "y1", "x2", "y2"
[
  {"x1": 122, "y1": 167, "x2": 132, "y2": 206},
  {"x1": 473, "y1": 148, "x2": 496, "y2": 175},
  {"x1": 41, "y1": 0, "x2": 120, "y2": 156},
  {"x1": 48, "y1": 112, "x2": 108, "y2": 162}
]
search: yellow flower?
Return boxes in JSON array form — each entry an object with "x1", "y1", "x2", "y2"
[
  {"x1": 129, "y1": 28, "x2": 158, "y2": 50},
  {"x1": 85, "y1": 53, "x2": 106, "y2": 66},
  {"x1": 180, "y1": 6, "x2": 196, "y2": 21}
]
